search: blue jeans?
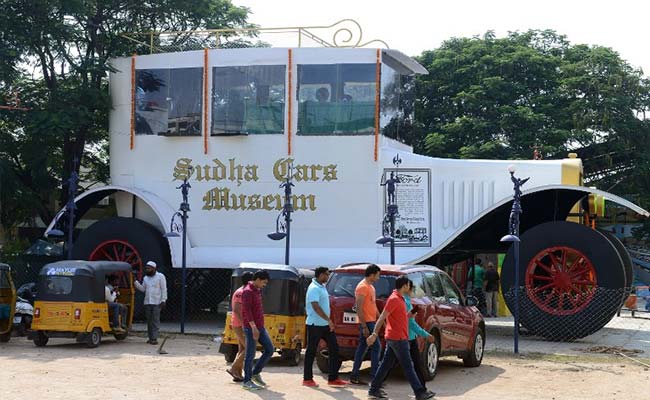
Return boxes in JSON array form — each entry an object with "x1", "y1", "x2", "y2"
[
  {"x1": 243, "y1": 327, "x2": 274, "y2": 383},
  {"x1": 351, "y1": 321, "x2": 381, "y2": 379},
  {"x1": 370, "y1": 339, "x2": 426, "y2": 396}
]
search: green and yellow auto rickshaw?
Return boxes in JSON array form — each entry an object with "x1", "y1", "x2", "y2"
[
  {"x1": 0, "y1": 263, "x2": 17, "y2": 342},
  {"x1": 219, "y1": 263, "x2": 314, "y2": 366},
  {"x1": 30, "y1": 260, "x2": 135, "y2": 348}
]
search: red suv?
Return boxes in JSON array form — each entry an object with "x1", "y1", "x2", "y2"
[{"x1": 316, "y1": 264, "x2": 485, "y2": 381}]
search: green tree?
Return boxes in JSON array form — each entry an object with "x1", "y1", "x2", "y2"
[
  {"x1": 415, "y1": 30, "x2": 650, "y2": 164},
  {"x1": 0, "y1": 0, "x2": 251, "y2": 239}
]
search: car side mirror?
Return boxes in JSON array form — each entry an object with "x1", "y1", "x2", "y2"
[{"x1": 466, "y1": 295, "x2": 478, "y2": 307}]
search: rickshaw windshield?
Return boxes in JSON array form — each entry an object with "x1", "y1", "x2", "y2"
[
  {"x1": 231, "y1": 277, "x2": 305, "y2": 316},
  {"x1": 37, "y1": 276, "x2": 98, "y2": 302},
  {"x1": 43, "y1": 276, "x2": 73, "y2": 295}
]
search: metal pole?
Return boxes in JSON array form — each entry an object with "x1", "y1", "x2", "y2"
[
  {"x1": 389, "y1": 211, "x2": 395, "y2": 264},
  {"x1": 513, "y1": 240, "x2": 520, "y2": 354},
  {"x1": 67, "y1": 200, "x2": 74, "y2": 260},
  {"x1": 181, "y1": 209, "x2": 187, "y2": 334},
  {"x1": 284, "y1": 171, "x2": 292, "y2": 266}
]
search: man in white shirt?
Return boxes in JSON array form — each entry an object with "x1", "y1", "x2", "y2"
[{"x1": 134, "y1": 261, "x2": 167, "y2": 345}]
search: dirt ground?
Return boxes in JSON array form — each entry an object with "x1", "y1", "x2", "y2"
[{"x1": 1, "y1": 334, "x2": 648, "y2": 400}]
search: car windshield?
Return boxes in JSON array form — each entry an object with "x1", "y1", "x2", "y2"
[{"x1": 326, "y1": 273, "x2": 395, "y2": 299}]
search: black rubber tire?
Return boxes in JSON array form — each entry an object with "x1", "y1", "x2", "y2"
[
  {"x1": 72, "y1": 217, "x2": 170, "y2": 320},
  {"x1": 283, "y1": 344, "x2": 302, "y2": 366},
  {"x1": 462, "y1": 328, "x2": 485, "y2": 367},
  {"x1": 33, "y1": 331, "x2": 48, "y2": 347},
  {"x1": 87, "y1": 328, "x2": 102, "y2": 348},
  {"x1": 0, "y1": 332, "x2": 10, "y2": 342},
  {"x1": 316, "y1": 348, "x2": 342, "y2": 374},
  {"x1": 501, "y1": 221, "x2": 626, "y2": 341},
  {"x1": 222, "y1": 343, "x2": 238, "y2": 363},
  {"x1": 114, "y1": 331, "x2": 128, "y2": 341},
  {"x1": 419, "y1": 332, "x2": 440, "y2": 381},
  {"x1": 598, "y1": 230, "x2": 633, "y2": 306}
]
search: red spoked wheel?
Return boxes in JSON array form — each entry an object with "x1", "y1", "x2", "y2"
[
  {"x1": 89, "y1": 239, "x2": 144, "y2": 280},
  {"x1": 525, "y1": 247, "x2": 597, "y2": 316},
  {"x1": 501, "y1": 221, "x2": 626, "y2": 341}
]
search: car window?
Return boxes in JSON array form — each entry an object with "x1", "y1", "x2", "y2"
[
  {"x1": 407, "y1": 273, "x2": 427, "y2": 299},
  {"x1": 424, "y1": 271, "x2": 446, "y2": 302},
  {"x1": 326, "y1": 273, "x2": 395, "y2": 299},
  {"x1": 440, "y1": 274, "x2": 464, "y2": 306}
]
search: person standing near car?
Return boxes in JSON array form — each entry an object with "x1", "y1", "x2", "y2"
[
  {"x1": 226, "y1": 271, "x2": 254, "y2": 382},
  {"x1": 404, "y1": 279, "x2": 435, "y2": 387},
  {"x1": 302, "y1": 267, "x2": 348, "y2": 388},
  {"x1": 367, "y1": 276, "x2": 436, "y2": 400},
  {"x1": 350, "y1": 264, "x2": 382, "y2": 385},
  {"x1": 468, "y1": 258, "x2": 487, "y2": 315},
  {"x1": 134, "y1": 261, "x2": 167, "y2": 345},
  {"x1": 241, "y1": 270, "x2": 274, "y2": 391},
  {"x1": 484, "y1": 262, "x2": 500, "y2": 317}
]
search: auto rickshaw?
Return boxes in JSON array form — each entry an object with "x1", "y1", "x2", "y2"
[
  {"x1": 219, "y1": 263, "x2": 314, "y2": 366},
  {"x1": 0, "y1": 263, "x2": 17, "y2": 342},
  {"x1": 30, "y1": 260, "x2": 135, "y2": 348}
]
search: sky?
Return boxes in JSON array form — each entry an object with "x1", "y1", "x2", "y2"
[{"x1": 234, "y1": 0, "x2": 650, "y2": 75}]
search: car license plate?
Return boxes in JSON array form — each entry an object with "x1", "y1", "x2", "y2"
[
  {"x1": 343, "y1": 312, "x2": 358, "y2": 324},
  {"x1": 13, "y1": 316, "x2": 21, "y2": 324}
]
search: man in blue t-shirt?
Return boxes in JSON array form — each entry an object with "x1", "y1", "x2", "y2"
[{"x1": 302, "y1": 267, "x2": 348, "y2": 388}]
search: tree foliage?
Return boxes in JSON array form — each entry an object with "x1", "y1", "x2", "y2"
[
  {"x1": 0, "y1": 0, "x2": 251, "y2": 238},
  {"x1": 415, "y1": 30, "x2": 650, "y2": 165}
]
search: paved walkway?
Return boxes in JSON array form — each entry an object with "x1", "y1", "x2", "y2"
[{"x1": 132, "y1": 309, "x2": 650, "y2": 358}]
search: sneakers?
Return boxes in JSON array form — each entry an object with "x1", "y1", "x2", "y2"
[
  {"x1": 242, "y1": 381, "x2": 263, "y2": 391},
  {"x1": 302, "y1": 379, "x2": 319, "y2": 387},
  {"x1": 350, "y1": 376, "x2": 367, "y2": 385},
  {"x1": 146, "y1": 339, "x2": 158, "y2": 345},
  {"x1": 368, "y1": 388, "x2": 389, "y2": 399},
  {"x1": 327, "y1": 378, "x2": 349, "y2": 387},
  {"x1": 251, "y1": 374, "x2": 267, "y2": 387},
  {"x1": 415, "y1": 390, "x2": 436, "y2": 400}
]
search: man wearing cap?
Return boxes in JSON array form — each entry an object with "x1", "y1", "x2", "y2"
[
  {"x1": 134, "y1": 261, "x2": 168, "y2": 345},
  {"x1": 302, "y1": 267, "x2": 348, "y2": 387}
]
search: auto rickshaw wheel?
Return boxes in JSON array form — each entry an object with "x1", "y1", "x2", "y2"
[
  {"x1": 222, "y1": 343, "x2": 238, "y2": 363},
  {"x1": 87, "y1": 328, "x2": 102, "y2": 348},
  {"x1": 114, "y1": 331, "x2": 128, "y2": 341},
  {"x1": 283, "y1": 344, "x2": 302, "y2": 366},
  {"x1": 33, "y1": 331, "x2": 48, "y2": 347},
  {"x1": 0, "y1": 331, "x2": 10, "y2": 342}
]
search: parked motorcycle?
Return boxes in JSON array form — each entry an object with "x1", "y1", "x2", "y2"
[{"x1": 12, "y1": 297, "x2": 33, "y2": 336}]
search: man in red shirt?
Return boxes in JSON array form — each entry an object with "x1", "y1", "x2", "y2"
[
  {"x1": 366, "y1": 276, "x2": 436, "y2": 400},
  {"x1": 241, "y1": 270, "x2": 274, "y2": 391}
]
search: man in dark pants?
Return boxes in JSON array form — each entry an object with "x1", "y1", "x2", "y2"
[
  {"x1": 241, "y1": 270, "x2": 274, "y2": 391},
  {"x1": 302, "y1": 267, "x2": 348, "y2": 387},
  {"x1": 367, "y1": 276, "x2": 435, "y2": 400},
  {"x1": 134, "y1": 261, "x2": 167, "y2": 345},
  {"x1": 350, "y1": 264, "x2": 382, "y2": 384}
]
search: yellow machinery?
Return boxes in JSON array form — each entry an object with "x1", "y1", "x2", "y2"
[{"x1": 30, "y1": 260, "x2": 134, "y2": 348}]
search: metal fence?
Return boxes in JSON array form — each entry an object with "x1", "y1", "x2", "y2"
[{"x1": 488, "y1": 286, "x2": 650, "y2": 363}]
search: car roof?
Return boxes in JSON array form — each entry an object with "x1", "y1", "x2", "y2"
[
  {"x1": 235, "y1": 262, "x2": 314, "y2": 280},
  {"x1": 0, "y1": 263, "x2": 9, "y2": 272},
  {"x1": 334, "y1": 263, "x2": 442, "y2": 276},
  {"x1": 39, "y1": 260, "x2": 133, "y2": 277}
]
